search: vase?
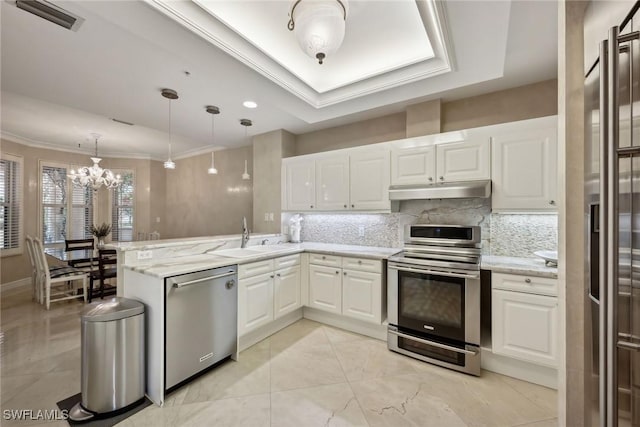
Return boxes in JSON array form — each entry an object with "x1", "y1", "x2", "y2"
[{"x1": 98, "y1": 238, "x2": 105, "y2": 249}]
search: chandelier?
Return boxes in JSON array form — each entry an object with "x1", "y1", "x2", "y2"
[
  {"x1": 288, "y1": 0, "x2": 348, "y2": 64},
  {"x1": 68, "y1": 134, "x2": 122, "y2": 191}
]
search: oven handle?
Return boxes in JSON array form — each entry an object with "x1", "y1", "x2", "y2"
[
  {"x1": 388, "y1": 264, "x2": 480, "y2": 280},
  {"x1": 388, "y1": 329, "x2": 479, "y2": 355}
]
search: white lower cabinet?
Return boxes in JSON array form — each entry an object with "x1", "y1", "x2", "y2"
[
  {"x1": 238, "y1": 254, "x2": 301, "y2": 336},
  {"x1": 274, "y1": 266, "x2": 301, "y2": 318},
  {"x1": 492, "y1": 273, "x2": 559, "y2": 368},
  {"x1": 238, "y1": 273, "x2": 274, "y2": 336},
  {"x1": 308, "y1": 264, "x2": 342, "y2": 314},
  {"x1": 308, "y1": 254, "x2": 383, "y2": 324},
  {"x1": 342, "y1": 269, "x2": 382, "y2": 323}
]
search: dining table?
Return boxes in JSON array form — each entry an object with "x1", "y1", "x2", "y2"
[{"x1": 44, "y1": 247, "x2": 97, "y2": 268}]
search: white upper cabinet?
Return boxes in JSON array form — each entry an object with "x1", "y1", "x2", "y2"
[
  {"x1": 390, "y1": 144, "x2": 436, "y2": 186},
  {"x1": 282, "y1": 158, "x2": 316, "y2": 211},
  {"x1": 435, "y1": 138, "x2": 491, "y2": 182},
  {"x1": 350, "y1": 150, "x2": 391, "y2": 210},
  {"x1": 316, "y1": 155, "x2": 350, "y2": 210},
  {"x1": 491, "y1": 119, "x2": 557, "y2": 211}
]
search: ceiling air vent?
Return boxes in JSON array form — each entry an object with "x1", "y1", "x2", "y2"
[{"x1": 15, "y1": 0, "x2": 83, "y2": 31}]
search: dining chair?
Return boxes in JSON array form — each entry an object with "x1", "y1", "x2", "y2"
[
  {"x1": 25, "y1": 236, "x2": 39, "y2": 302},
  {"x1": 64, "y1": 238, "x2": 96, "y2": 271},
  {"x1": 149, "y1": 231, "x2": 160, "y2": 240},
  {"x1": 136, "y1": 232, "x2": 147, "y2": 241},
  {"x1": 33, "y1": 238, "x2": 88, "y2": 310},
  {"x1": 89, "y1": 249, "x2": 117, "y2": 302}
]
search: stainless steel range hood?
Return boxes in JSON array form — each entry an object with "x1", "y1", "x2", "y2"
[{"x1": 389, "y1": 180, "x2": 491, "y2": 209}]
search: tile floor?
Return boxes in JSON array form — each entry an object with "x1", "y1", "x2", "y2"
[{"x1": 1, "y1": 288, "x2": 558, "y2": 426}]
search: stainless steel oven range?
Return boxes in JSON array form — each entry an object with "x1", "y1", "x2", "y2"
[{"x1": 387, "y1": 224, "x2": 481, "y2": 376}]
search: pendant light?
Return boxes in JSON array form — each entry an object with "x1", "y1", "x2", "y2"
[
  {"x1": 240, "y1": 119, "x2": 252, "y2": 180},
  {"x1": 161, "y1": 88, "x2": 178, "y2": 169},
  {"x1": 206, "y1": 105, "x2": 220, "y2": 175}
]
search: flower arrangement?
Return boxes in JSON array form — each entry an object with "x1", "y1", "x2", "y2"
[{"x1": 90, "y1": 223, "x2": 112, "y2": 239}]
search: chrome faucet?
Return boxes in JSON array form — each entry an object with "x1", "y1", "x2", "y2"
[{"x1": 241, "y1": 217, "x2": 250, "y2": 248}]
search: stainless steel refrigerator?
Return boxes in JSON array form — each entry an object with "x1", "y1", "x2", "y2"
[{"x1": 585, "y1": 4, "x2": 640, "y2": 426}]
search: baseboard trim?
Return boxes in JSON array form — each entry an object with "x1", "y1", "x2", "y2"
[
  {"x1": 481, "y1": 347, "x2": 558, "y2": 389},
  {"x1": 303, "y1": 307, "x2": 387, "y2": 341},
  {"x1": 238, "y1": 309, "x2": 303, "y2": 352},
  {"x1": 0, "y1": 277, "x2": 31, "y2": 293}
]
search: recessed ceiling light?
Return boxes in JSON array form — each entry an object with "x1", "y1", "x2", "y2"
[{"x1": 243, "y1": 101, "x2": 258, "y2": 109}]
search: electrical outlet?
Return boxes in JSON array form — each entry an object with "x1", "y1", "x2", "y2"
[
  {"x1": 269, "y1": 212, "x2": 274, "y2": 221},
  {"x1": 264, "y1": 213, "x2": 269, "y2": 221},
  {"x1": 156, "y1": 217, "x2": 160, "y2": 223},
  {"x1": 137, "y1": 250, "x2": 153, "y2": 260},
  {"x1": 358, "y1": 226, "x2": 365, "y2": 237}
]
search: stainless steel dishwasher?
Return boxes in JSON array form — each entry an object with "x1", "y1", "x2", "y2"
[{"x1": 165, "y1": 265, "x2": 237, "y2": 390}]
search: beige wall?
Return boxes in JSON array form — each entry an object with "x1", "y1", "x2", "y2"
[
  {"x1": 0, "y1": 139, "x2": 159, "y2": 284},
  {"x1": 164, "y1": 146, "x2": 253, "y2": 239},
  {"x1": 252, "y1": 130, "x2": 295, "y2": 234},
  {"x1": 294, "y1": 80, "x2": 558, "y2": 155},
  {"x1": 295, "y1": 112, "x2": 406, "y2": 156},
  {"x1": 441, "y1": 80, "x2": 558, "y2": 132}
]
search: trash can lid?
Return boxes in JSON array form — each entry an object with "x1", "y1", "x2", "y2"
[{"x1": 82, "y1": 297, "x2": 144, "y2": 322}]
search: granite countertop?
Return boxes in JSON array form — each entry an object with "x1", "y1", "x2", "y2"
[
  {"x1": 124, "y1": 242, "x2": 401, "y2": 279},
  {"x1": 107, "y1": 233, "x2": 280, "y2": 252},
  {"x1": 481, "y1": 255, "x2": 558, "y2": 279}
]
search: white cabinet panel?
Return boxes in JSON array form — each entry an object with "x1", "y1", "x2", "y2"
[
  {"x1": 492, "y1": 272, "x2": 558, "y2": 297},
  {"x1": 238, "y1": 273, "x2": 274, "y2": 336},
  {"x1": 390, "y1": 145, "x2": 436, "y2": 185},
  {"x1": 341, "y1": 257, "x2": 382, "y2": 273},
  {"x1": 283, "y1": 159, "x2": 315, "y2": 211},
  {"x1": 309, "y1": 253, "x2": 341, "y2": 268},
  {"x1": 308, "y1": 264, "x2": 342, "y2": 314},
  {"x1": 316, "y1": 155, "x2": 350, "y2": 210},
  {"x1": 342, "y1": 269, "x2": 382, "y2": 323},
  {"x1": 492, "y1": 126, "x2": 557, "y2": 211},
  {"x1": 436, "y1": 138, "x2": 490, "y2": 182},
  {"x1": 274, "y1": 266, "x2": 301, "y2": 318},
  {"x1": 492, "y1": 289, "x2": 558, "y2": 367},
  {"x1": 273, "y1": 254, "x2": 300, "y2": 270},
  {"x1": 239, "y1": 259, "x2": 273, "y2": 280},
  {"x1": 350, "y1": 150, "x2": 391, "y2": 210}
]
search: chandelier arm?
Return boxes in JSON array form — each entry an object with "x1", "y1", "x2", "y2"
[{"x1": 288, "y1": 0, "x2": 346, "y2": 31}]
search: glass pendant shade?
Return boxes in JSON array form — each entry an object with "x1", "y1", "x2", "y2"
[
  {"x1": 162, "y1": 88, "x2": 178, "y2": 169},
  {"x1": 289, "y1": 0, "x2": 347, "y2": 64},
  {"x1": 208, "y1": 152, "x2": 218, "y2": 175},
  {"x1": 240, "y1": 119, "x2": 252, "y2": 180},
  {"x1": 206, "y1": 105, "x2": 220, "y2": 175}
]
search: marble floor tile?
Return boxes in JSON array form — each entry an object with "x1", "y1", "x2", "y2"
[
  {"x1": 181, "y1": 340, "x2": 270, "y2": 403},
  {"x1": 271, "y1": 383, "x2": 368, "y2": 427},
  {"x1": 117, "y1": 394, "x2": 271, "y2": 427},
  {"x1": 1, "y1": 288, "x2": 560, "y2": 427},
  {"x1": 332, "y1": 338, "x2": 419, "y2": 382}
]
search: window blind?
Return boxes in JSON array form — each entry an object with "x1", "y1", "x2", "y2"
[
  {"x1": 112, "y1": 170, "x2": 134, "y2": 242},
  {"x1": 0, "y1": 154, "x2": 23, "y2": 254}
]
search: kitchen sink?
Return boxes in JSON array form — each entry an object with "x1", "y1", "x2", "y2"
[
  {"x1": 249, "y1": 245, "x2": 292, "y2": 253},
  {"x1": 213, "y1": 248, "x2": 264, "y2": 258}
]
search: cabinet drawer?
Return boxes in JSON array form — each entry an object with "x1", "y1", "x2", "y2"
[
  {"x1": 492, "y1": 272, "x2": 557, "y2": 296},
  {"x1": 274, "y1": 254, "x2": 300, "y2": 270},
  {"x1": 239, "y1": 259, "x2": 274, "y2": 280},
  {"x1": 309, "y1": 253, "x2": 342, "y2": 267},
  {"x1": 341, "y1": 257, "x2": 381, "y2": 273}
]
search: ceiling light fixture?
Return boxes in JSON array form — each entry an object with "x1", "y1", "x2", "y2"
[
  {"x1": 243, "y1": 101, "x2": 258, "y2": 109},
  {"x1": 206, "y1": 105, "x2": 220, "y2": 175},
  {"x1": 68, "y1": 133, "x2": 122, "y2": 191},
  {"x1": 240, "y1": 119, "x2": 252, "y2": 180},
  {"x1": 287, "y1": 0, "x2": 348, "y2": 65},
  {"x1": 161, "y1": 88, "x2": 178, "y2": 169}
]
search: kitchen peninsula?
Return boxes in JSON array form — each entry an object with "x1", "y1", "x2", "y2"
[{"x1": 114, "y1": 235, "x2": 399, "y2": 406}]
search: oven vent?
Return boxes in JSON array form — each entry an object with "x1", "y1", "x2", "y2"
[
  {"x1": 15, "y1": 0, "x2": 83, "y2": 31},
  {"x1": 389, "y1": 180, "x2": 491, "y2": 211}
]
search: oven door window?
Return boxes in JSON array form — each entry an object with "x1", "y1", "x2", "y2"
[{"x1": 397, "y1": 270, "x2": 465, "y2": 342}]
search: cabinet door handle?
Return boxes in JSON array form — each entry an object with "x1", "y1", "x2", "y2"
[
  {"x1": 439, "y1": 176, "x2": 444, "y2": 181},
  {"x1": 428, "y1": 177, "x2": 433, "y2": 182},
  {"x1": 270, "y1": 275, "x2": 275, "y2": 278},
  {"x1": 322, "y1": 256, "x2": 326, "y2": 260},
  {"x1": 335, "y1": 271, "x2": 339, "y2": 275},
  {"x1": 344, "y1": 204, "x2": 347, "y2": 208},
  {"x1": 351, "y1": 204, "x2": 355, "y2": 208},
  {"x1": 310, "y1": 205, "x2": 314, "y2": 208},
  {"x1": 525, "y1": 278, "x2": 531, "y2": 283},
  {"x1": 276, "y1": 273, "x2": 281, "y2": 277},
  {"x1": 549, "y1": 200, "x2": 556, "y2": 205},
  {"x1": 358, "y1": 260, "x2": 362, "y2": 264},
  {"x1": 343, "y1": 272, "x2": 347, "y2": 276}
]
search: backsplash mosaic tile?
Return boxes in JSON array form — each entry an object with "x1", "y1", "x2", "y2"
[
  {"x1": 296, "y1": 198, "x2": 558, "y2": 258},
  {"x1": 490, "y1": 214, "x2": 558, "y2": 257}
]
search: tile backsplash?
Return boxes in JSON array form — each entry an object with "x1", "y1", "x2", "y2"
[{"x1": 294, "y1": 198, "x2": 557, "y2": 257}]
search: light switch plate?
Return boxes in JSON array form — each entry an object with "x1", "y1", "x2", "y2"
[
  {"x1": 138, "y1": 250, "x2": 153, "y2": 260},
  {"x1": 358, "y1": 226, "x2": 365, "y2": 237},
  {"x1": 269, "y1": 212, "x2": 274, "y2": 221}
]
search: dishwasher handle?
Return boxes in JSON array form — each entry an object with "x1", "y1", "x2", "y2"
[{"x1": 173, "y1": 270, "x2": 236, "y2": 288}]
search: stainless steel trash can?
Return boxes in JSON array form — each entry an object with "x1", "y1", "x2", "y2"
[{"x1": 69, "y1": 297, "x2": 145, "y2": 421}]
